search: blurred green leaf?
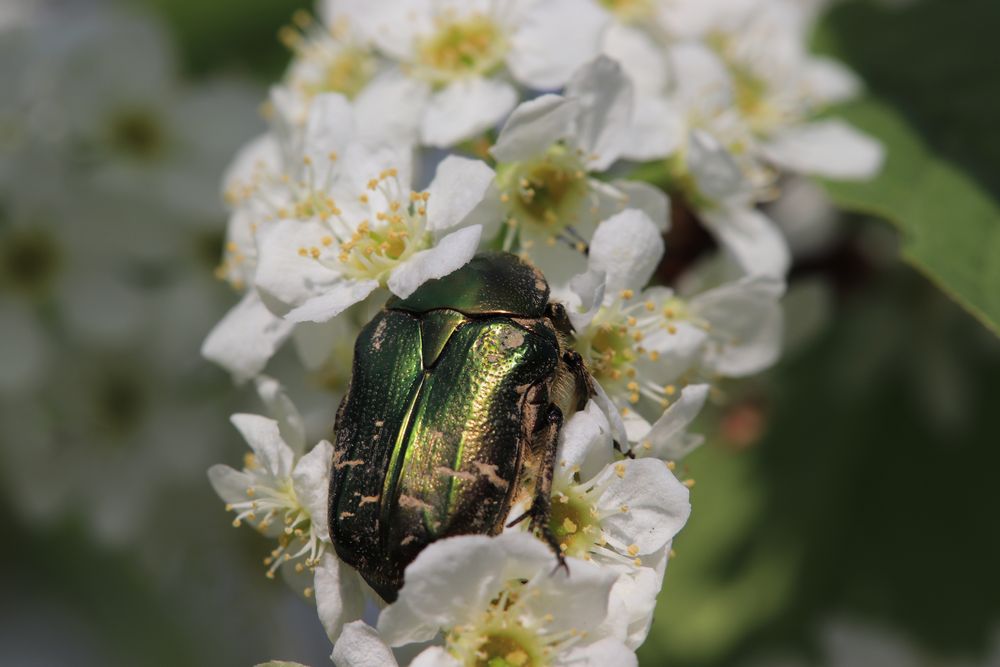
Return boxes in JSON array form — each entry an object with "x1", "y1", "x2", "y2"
[
  {"x1": 816, "y1": 0, "x2": 1000, "y2": 336},
  {"x1": 129, "y1": 0, "x2": 309, "y2": 79},
  {"x1": 820, "y1": 98, "x2": 1000, "y2": 337},
  {"x1": 256, "y1": 662, "x2": 312, "y2": 667}
]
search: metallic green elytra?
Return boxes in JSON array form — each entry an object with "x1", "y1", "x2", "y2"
[{"x1": 329, "y1": 252, "x2": 595, "y2": 601}]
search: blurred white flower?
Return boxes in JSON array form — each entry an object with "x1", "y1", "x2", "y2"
[
  {"x1": 0, "y1": 11, "x2": 263, "y2": 224},
  {"x1": 0, "y1": 338, "x2": 231, "y2": 545},
  {"x1": 277, "y1": 11, "x2": 426, "y2": 148}
]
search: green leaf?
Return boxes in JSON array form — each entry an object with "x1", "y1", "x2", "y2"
[
  {"x1": 813, "y1": 0, "x2": 1000, "y2": 335},
  {"x1": 255, "y1": 662, "x2": 312, "y2": 667},
  {"x1": 819, "y1": 97, "x2": 1000, "y2": 336}
]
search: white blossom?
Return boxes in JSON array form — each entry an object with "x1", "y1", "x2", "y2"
[
  {"x1": 347, "y1": 0, "x2": 609, "y2": 147},
  {"x1": 566, "y1": 209, "x2": 784, "y2": 435},
  {"x1": 485, "y1": 56, "x2": 669, "y2": 282},
  {"x1": 208, "y1": 381, "x2": 333, "y2": 584},
  {"x1": 526, "y1": 400, "x2": 692, "y2": 647},
  {"x1": 376, "y1": 531, "x2": 636, "y2": 666}
]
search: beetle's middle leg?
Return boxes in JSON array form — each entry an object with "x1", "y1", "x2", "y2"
[
  {"x1": 562, "y1": 350, "x2": 628, "y2": 455},
  {"x1": 518, "y1": 404, "x2": 568, "y2": 573}
]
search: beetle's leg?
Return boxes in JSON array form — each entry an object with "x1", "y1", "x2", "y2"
[
  {"x1": 561, "y1": 350, "x2": 596, "y2": 407},
  {"x1": 527, "y1": 405, "x2": 569, "y2": 574},
  {"x1": 613, "y1": 440, "x2": 636, "y2": 459}
]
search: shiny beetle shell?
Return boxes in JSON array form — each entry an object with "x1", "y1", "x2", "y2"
[{"x1": 328, "y1": 252, "x2": 594, "y2": 601}]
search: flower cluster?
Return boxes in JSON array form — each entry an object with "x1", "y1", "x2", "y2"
[
  {"x1": 204, "y1": 0, "x2": 883, "y2": 664},
  {"x1": 0, "y1": 6, "x2": 262, "y2": 546}
]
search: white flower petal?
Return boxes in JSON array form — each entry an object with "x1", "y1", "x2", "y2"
[
  {"x1": 695, "y1": 275, "x2": 785, "y2": 377},
  {"x1": 378, "y1": 535, "x2": 507, "y2": 646},
  {"x1": 303, "y1": 93, "x2": 355, "y2": 166},
  {"x1": 221, "y1": 132, "x2": 281, "y2": 198},
  {"x1": 426, "y1": 156, "x2": 496, "y2": 231},
  {"x1": 623, "y1": 95, "x2": 684, "y2": 161},
  {"x1": 608, "y1": 563, "x2": 666, "y2": 649},
  {"x1": 354, "y1": 70, "x2": 429, "y2": 146},
  {"x1": 562, "y1": 637, "x2": 637, "y2": 667},
  {"x1": 330, "y1": 620, "x2": 396, "y2": 667},
  {"x1": 201, "y1": 291, "x2": 294, "y2": 383},
  {"x1": 557, "y1": 400, "x2": 615, "y2": 484},
  {"x1": 592, "y1": 379, "x2": 628, "y2": 447},
  {"x1": 230, "y1": 413, "x2": 294, "y2": 478},
  {"x1": 292, "y1": 440, "x2": 334, "y2": 540},
  {"x1": 565, "y1": 55, "x2": 632, "y2": 170},
  {"x1": 588, "y1": 209, "x2": 664, "y2": 297},
  {"x1": 610, "y1": 179, "x2": 670, "y2": 232},
  {"x1": 206, "y1": 464, "x2": 254, "y2": 505},
  {"x1": 255, "y1": 219, "x2": 341, "y2": 314},
  {"x1": 387, "y1": 225, "x2": 482, "y2": 299},
  {"x1": 409, "y1": 647, "x2": 461, "y2": 667},
  {"x1": 490, "y1": 94, "x2": 578, "y2": 164},
  {"x1": 285, "y1": 279, "x2": 380, "y2": 324},
  {"x1": 762, "y1": 120, "x2": 885, "y2": 180},
  {"x1": 596, "y1": 458, "x2": 691, "y2": 554},
  {"x1": 292, "y1": 314, "x2": 363, "y2": 371},
  {"x1": 602, "y1": 24, "x2": 668, "y2": 95},
  {"x1": 700, "y1": 205, "x2": 791, "y2": 278},
  {"x1": 420, "y1": 77, "x2": 517, "y2": 148},
  {"x1": 255, "y1": 375, "x2": 306, "y2": 455},
  {"x1": 802, "y1": 57, "x2": 861, "y2": 106},
  {"x1": 641, "y1": 384, "x2": 709, "y2": 460},
  {"x1": 506, "y1": 0, "x2": 608, "y2": 89},
  {"x1": 687, "y1": 130, "x2": 747, "y2": 202},
  {"x1": 567, "y1": 268, "x2": 606, "y2": 331},
  {"x1": 516, "y1": 553, "x2": 618, "y2": 636}
]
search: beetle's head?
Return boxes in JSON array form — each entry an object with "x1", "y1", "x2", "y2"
[{"x1": 545, "y1": 301, "x2": 575, "y2": 336}]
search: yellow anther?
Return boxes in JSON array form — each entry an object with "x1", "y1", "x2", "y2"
[
  {"x1": 627, "y1": 544, "x2": 639, "y2": 557},
  {"x1": 562, "y1": 518, "x2": 578, "y2": 534},
  {"x1": 621, "y1": 289, "x2": 634, "y2": 300},
  {"x1": 615, "y1": 463, "x2": 626, "y2": 479}
]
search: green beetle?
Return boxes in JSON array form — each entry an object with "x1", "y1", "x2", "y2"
[{"x1": 328, "y1": 252, "x2": 596, "y2": 601}]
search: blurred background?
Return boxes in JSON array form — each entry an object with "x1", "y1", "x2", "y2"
[{"x1": 0, "y1": 0, "x2": 997, "y2": 665}]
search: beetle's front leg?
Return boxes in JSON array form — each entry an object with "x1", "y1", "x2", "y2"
[
  {"x1": 528, "y1": 405, "x2": 569, "y2": 575},
  {"x1": 563, "y1": 350, "x2": 628, "y2": 455},
  {"x1": 562, "y1": 350, "x2": 596, "y2": 409}
]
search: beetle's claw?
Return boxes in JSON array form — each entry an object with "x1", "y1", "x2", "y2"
[
  {"x1": 550, "y1": 552, "x2": 570, "y2": 577},
  {"x1": 613, "y1": 440, "x2": 636, "y2": 459},
  {"x1": 506, "y1": 510, "x2": 530, "y2": 528}
]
